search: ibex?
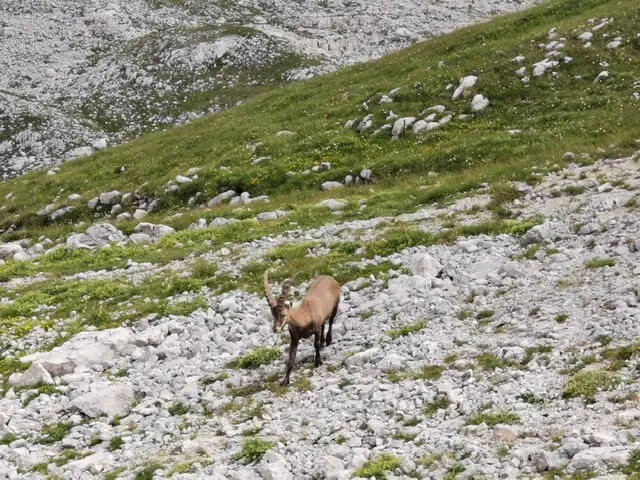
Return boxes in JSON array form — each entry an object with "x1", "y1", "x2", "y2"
[{"x1": 263, "y1": 269, "x2": 341, "y2": 386}]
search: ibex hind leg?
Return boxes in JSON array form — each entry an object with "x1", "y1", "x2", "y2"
[
  {"x1": 325, "y1": 302, "x2": 339, "y2": 347},
  {"x1": 314, "y1": 332, "x2": 323, "y2": 367},
  {"x1": 320, "y1": 322, "x2": 326, "y2": 348}
]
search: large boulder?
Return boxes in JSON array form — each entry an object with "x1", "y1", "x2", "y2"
[
  {"x1": 408, "y1": 253, "x2": 442, "y2": 278},
  {"x1": 69, "y1": 382, "x2": 136, "y2": 419},
  {"x1": 8, "y1": 362, "x2": 54, "y2": 388},
  {"x1": 99, "y1": 190, "x2": 121, "y2": 206},
  {"x1": 0, "y1": 242, "x2": 24, "y2": 260},
  {"x1": 207, "y1": 190, "x2": 238, "y2": 207},
  {"x1": 22, "y1": 327, "x2": 135, "y2": 376},
  {"x1": 66, "y1": 223, "x2": 127, "y2": 250}
]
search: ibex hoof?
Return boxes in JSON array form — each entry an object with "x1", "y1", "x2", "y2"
[{"x1": 280, "y1": 379, "x2": 290, "y2": 386}]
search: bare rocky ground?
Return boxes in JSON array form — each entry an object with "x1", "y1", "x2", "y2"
[
  {"x1": 2, "y1": 151, "x2": 640, "y2": 479},
  {"x1": 0, "y1": 0, "x2": 540, "y2": 179}
]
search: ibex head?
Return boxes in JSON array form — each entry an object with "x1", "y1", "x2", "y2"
[{"x1": 263, "y1": 269, "x2": 298, "y2": 332}]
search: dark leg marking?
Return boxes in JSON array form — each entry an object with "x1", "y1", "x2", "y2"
[
  {"x1": 325, "y1": 301, "x2": 339, "y2": 347},
  {"x1": 281, "y1": 336, "x2": 299, "y2": 386},
  {"x1": 314, "y1": 331, "x2": 322, "y2": 367}
]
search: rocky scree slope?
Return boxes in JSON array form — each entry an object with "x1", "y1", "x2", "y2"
[
  {"x1": 0, "y1": 1, "x2": 639, "y2": 478},
  {"x1": 0, "y1": 0, "x2": 542, "y2": 179},
  {"x1": 2, "y1": 154, "x2": 640, "y2": 479}
]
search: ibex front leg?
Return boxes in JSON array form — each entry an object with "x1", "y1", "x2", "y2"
[{"x1": 281, "y1": 336, "x2": 299, "y2": 386}]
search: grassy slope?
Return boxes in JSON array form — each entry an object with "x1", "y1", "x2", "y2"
[
  {"x1": 1, "y1": 0, "x2": 638, "y2": 241},
  {"x1": 0, "y1": 0, "x2": 638, "y2": 305}
]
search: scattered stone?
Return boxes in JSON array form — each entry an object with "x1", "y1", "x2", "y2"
[
  {"x1": 208, "y1": 190, "x2": 238, "y2": 207},
  {"x1": 321, "y1": 181, "x2": 343, "y2": 191},
  {"x1": 66, "y1": 224, "x2": 127, "y2": 250},
  {"x1": 452, "y1": 75, "x2": 478, "y2": 100},
  {"x1": 316, "y1": 199, "x2": 348, "y2": 210},
  {"x1": 275, "y1": 130, "x2": 295, "y2": 137},
  {"x1": 470, "y1": 94, "x2": 489, "y2": 112},
  {"x1": 391, "y1": 117, "x2": 416, "y2": 138},
  {"x1": 99, "y1": 191, "x2": 121, "y2": 206},
  {"x1": 133, "y1": 209, "x2": 148, "y2": 220},
  {"x1": 93, "y1": 139, "x2": 108, "y2": 150},
  {"x1": 69, "y1": 383, "x2": 136, "y2": 420},
  {"x1": 594, "y1": 71, "x2": 610, "y2": 83},
  {"x1": 65, "y1": 146, "x2": 94, "y2": 161},
  {"x1": 8, "y1": 362, "x2": 54, "y2": 388},
  {"x1": 132, "y1": 223, "x2": 175, "y2": 242},
  {"x1": 494, "y1": 425, "x2": 518, "y2": 442},
  {"x1": 256, "y1": 210, "x2": 288, "y2": 221},
  {"x1": 175, "y1": 175, "x2": 192, "y2": 184},
  {"x1": 577, "y1": 31, "x2": 594, "y2": 42}
]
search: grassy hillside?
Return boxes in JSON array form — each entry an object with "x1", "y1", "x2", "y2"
[
  {"x1": 0, "y1": 0, "x2": 638, "y2": 288},
  {"x1": 1, "y1": 0, "x2": 639, "y2": 240}
]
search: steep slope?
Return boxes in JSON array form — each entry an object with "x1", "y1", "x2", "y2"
[
  {"x1": 0, "y1": 0, "x2": 541, "y2": 179},
  {"x1": 1, "y1": 0, "x2": 640, "y2": 478}
]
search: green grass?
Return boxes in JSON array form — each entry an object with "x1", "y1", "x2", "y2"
[
  {"x1": 134, "y1": 463, "x2": 164, "y2": 480},
  {"x1": 562, "y1": 370, "x2": 619, "y2": 402},
  {"x1": 466, "y1": 410, "x2": 520, "y2": 427},
  {"x1": 294, "y1": 377, "x2": 312, "y2": 392},
  {"x1": 445, "y1": 464, "x2": 466, "y2": 480},
  {"x1": 38, "y1": 422, "x2": 73, "y2": 444},
  {"x1": 386, "y1": 320, "x2": 427, "y2": 339},
  {"x1": 0, "y1": 433, "x2": 17, "y2": 445},
  {"x1": 393, "y1": 431, "x2": 418, "y2": 442},
  {"x1": 21, "y1": 385, "x2": 61, "y2": 407},
  {"x1": 521, "y1": 345, "x2": 553, "y2": 367},
  {"x1": 0, "y1": 271, "x2": 212, "y2": 341},
  {"x1": 477, "y1": 352, "x2": 505, "y2": 370},
  {"x1": 585, "y1": 257, "x2": 616, "y2": 269},
  {"x1": 168, "y1": 402, "x2": 190, "y2": 416},
  {"x1": 353, "y1": 453, "x2": 402, "y2": 479},
  {"x1": 387, "y1": 364, "x2": 444, "y2": 383},
  {"x1": 564, "y1": 185, "x2": 586, "y2": 196},
  {"x1": 227, "y1": 347, "x2": 282, "y2": 369},
  {"x1": 424, "y1": 397, "x2": 450, "y2": 417},
  {"x1": 109, "y1": 436, "x2": 125, "y2": 451},
  {"x1": 623, "y1": 449, "x2": 640, "y2": 479},
  {"x1": 601, "y1": 341, "x2": 640, "y2": 370},
  {"x1": 104, "y1": 467, "x2": 126, "y2": 480},
  {"x1": 232, "y1": 436, "x2": 274, "y2": 464},
  {"x1": 31, "y1": 449, "x2": 91, "y2": 472}
]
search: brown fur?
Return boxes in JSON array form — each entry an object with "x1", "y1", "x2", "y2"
[{"x1": 264, "y1": 270, "x2": 341, "y2": 385}]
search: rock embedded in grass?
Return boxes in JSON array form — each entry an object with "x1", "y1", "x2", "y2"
[
  {"x1": 470, "y1": 94, "x2": 489, "y2": 112},
  {"x1": 316, "y1": 199, "x2": 348, "y2": 210},
  {"x1": 391, "y1": 117, "x2": 416, "y2": 138},
  {"x1": 321, "y1": 181, "x2": 343, "y2": 191}
]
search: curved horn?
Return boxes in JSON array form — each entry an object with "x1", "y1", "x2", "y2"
[{"x1": 263, "y1": 269, "x2": 278, "y2": 312}]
